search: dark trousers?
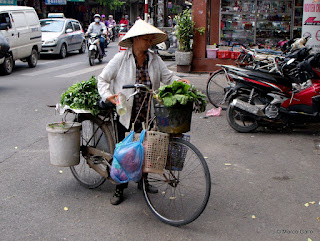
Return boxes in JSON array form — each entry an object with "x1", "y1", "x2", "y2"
[{"x1": 99, "y1": 36, "x2": 105, "y2": 54}]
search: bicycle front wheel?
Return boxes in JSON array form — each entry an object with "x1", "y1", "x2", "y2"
[
  {"x1": 70, "y1": 114, "x2": 114, "y2": 189},
  {"x1": 143, "y1": 138, "x2": 211, "y2": 226},
  {"x1": 206, "y1": 69, "x2": 231, "y2": 110}
]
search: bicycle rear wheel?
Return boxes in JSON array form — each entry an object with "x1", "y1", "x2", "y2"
[
  {"x1": 206, "y1": 69, "x2": 231, "y2": 110},
  {"x1": 143, "y1": 138, "x2": 211, "y2": 226},
  {"x1": 70, "y1": 114, "x2": 114, "y2": 189}
]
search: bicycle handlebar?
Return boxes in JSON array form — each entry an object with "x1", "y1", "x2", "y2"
[
  {"x1": 122, "y1": 84, "x2": 136, "y2": 89},
  {"x1": 122, "y1": 84, "x2": 151, "y2": 91}
]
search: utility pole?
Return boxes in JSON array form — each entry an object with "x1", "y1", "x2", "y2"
[{"x1": 145, "y1": 0, "x2": 148, "y2": 21}]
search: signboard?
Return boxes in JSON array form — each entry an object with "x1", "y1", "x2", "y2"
[
  {"x1": 302, "y1": 0, "x2": 320, "y2": 53},
  {"x1": 45, "y1": 0, "x2": 67, "y2": 5},
  {"x1": 67, "y1": 0, "x2": 85, "y2": 2},
  {"x1": 0, "y1": 0, "x2": 17, "y2": 5},
  {"x1": 119, "y1": 32, "x2": 127, "y2": 51}
]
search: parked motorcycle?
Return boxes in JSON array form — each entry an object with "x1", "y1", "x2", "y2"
[
  {"x1": 155, "y1": 31, "x2": 178, "y2": 59},
  {"x1": 224, "y1": 52, "x2": 320, "y2": 132},
  {"x1": 207, "y1": 47, "x2": 313, "y2": 109},
  {"x1": 87, "y1": 33, "x2": 105, "y2": 66},
  {"x1": 235, "y1": 36, "x2": 311, "y2": 70}
]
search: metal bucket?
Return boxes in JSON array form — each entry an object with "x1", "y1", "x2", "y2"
[
  {"x1": 154, "y1": 100, "x2": 193, "y2": 134},
  {"x1": 46, "y1": 122, "x2": 82, "y2": 167}
]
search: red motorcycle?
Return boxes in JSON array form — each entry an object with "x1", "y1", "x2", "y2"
[{"x1": 224, "y1": 52, "x2": 320, "y2": 132}]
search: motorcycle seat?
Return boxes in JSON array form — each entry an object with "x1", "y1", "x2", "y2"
[{"x1": 230, "y1": 68, "x2": 293, "y2": 88}]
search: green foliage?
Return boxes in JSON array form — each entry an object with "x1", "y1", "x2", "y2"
[
  {"x1": 174, "y1": 9, "x2": 195, "y2": 52},
  {"x1": 196, "y1": 27, "x2": 205, "y2": 36},
  {"x1": 60, "y1": 76, "x2": 101, "y2": 115},
  {"x1": 97, "y1": 0, "x2": 124, "y2": 10},
  {"x1": 156, "y1": 81, "x2": 207, "y2": 113}
]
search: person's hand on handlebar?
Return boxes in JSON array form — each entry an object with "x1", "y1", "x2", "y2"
[{"x1": 106, "y1": 94, "x2": 118, "y2": 105}]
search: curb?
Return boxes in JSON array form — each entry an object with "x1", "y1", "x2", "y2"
[{"x1": 167, "y1": 63, "x2": 209, "y2": 78}]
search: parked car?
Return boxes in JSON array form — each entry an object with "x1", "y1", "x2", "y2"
[
  {"x1": 0, "y1": 6, "x2": 42, "y2": 75},
  {"x1": 40, "y1": 18, "x2": 86, "y2": 58}
]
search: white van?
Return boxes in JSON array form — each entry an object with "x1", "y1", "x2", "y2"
[{"x1": 0, "y1": 6, "x2": 42, "y2": 75}]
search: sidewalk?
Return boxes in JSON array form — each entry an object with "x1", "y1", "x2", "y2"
[{"x1": 167, "y1": 63, "x2": 210, "y2": 92}]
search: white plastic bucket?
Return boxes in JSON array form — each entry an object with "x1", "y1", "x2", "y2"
[
  {"x1": 46, "y1": 122, "x2": 82, "y2": 167},
  {"x1": 207, "y1": 48, "x2": 218, "y2": 58}
]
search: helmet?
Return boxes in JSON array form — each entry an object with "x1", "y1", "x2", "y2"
[
  {"x1": 101, "y1": 14, "x2": 105, "y2": 18},
  {"x1": 109, "y1": 15, "x2": 113, "y2": 18},
  {"x1": 94, "y1": 14, "x2": 101, "y2": 19}
]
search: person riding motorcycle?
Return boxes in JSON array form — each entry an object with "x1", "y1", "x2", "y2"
[
  {"x1": 85, "y1": 14, "x2": 107, "y2": 56},
  {"x1": 119, "y1": 15, "x2": 129, "y2": 25},
  {"x1": 101, "y1": 14, "x2": 109, "y2": 27},
  {"x1": 107, "y1": 15, "x2": 116, "y2": 39},
  {"x1": 107, "y1": 15, "x2": 116, "y2": 27}
]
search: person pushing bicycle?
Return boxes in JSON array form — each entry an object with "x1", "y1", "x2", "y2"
[{"x1": 97, "y1": 19, "x2": 189, "y2": 205}]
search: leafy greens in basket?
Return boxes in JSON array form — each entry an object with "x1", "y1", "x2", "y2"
[
  {"x1": 155, "y1": 81, "x2": 207, "y2": 113},
  {"x1": 60, "y1": 76, "x2": 101, "y2": 115}
]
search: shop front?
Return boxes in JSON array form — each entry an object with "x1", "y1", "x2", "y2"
[{"x1": 192, "y1": 0, "x2": 304, "y2": 72}]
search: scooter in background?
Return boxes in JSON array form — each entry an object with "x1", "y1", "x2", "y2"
[
  {"x1": 87, "y1": 33, "x2": 105, "y2": 66},
  {"x1": 155, "y1": 31, "x2": 178, "y2": 59}
]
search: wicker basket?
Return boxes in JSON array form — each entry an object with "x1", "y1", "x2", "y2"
[
  {"x1": 142, "y1": 131, "x2": 170, "y2": 174},
  {"x1": 166, "y1": 135, "x2": 190, "y2": 171}
]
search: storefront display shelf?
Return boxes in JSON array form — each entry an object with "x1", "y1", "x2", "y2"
[
  {"x1": 220, "y1": 0, "x2": 294, "y2": 46},
  {"x1": 221, "y1": 11, "x2": 255, "y2": 15}
]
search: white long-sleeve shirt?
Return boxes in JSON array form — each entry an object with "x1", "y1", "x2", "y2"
[
  {"x1": 98, "y1": 48, "x2": 181, "y2": 129},
  {"x1": 86, "y1": 22, "x2": 107, "y2": 35}
]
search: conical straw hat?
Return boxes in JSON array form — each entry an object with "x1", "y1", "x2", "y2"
[{"x1": 119, "y1": 19, "x2": 168, "y2": 48}]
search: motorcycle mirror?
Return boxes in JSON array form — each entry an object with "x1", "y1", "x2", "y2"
[{"x1": 287, "y1": 58, "x2": 295, "y2": 65}]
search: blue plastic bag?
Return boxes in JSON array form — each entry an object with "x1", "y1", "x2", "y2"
[{"x1": 110, "y1": 130, "x2": 146, "y2": 183}]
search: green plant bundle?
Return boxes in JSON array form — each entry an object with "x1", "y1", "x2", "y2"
[
  {"x1": 60, "y1": 76, "x2": 101, "y2": 115},
  {"x1": 155, "y1": 81, "x2": 207, "y2": 113},
  {"x1": 174, "y1": 9, "x2": 195, "y2": 52}
]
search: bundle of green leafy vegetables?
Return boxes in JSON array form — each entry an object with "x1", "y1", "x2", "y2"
[
  {"x1": 155, "y1": 81, "x2": 207, "y2": 113},
  {"x1": 60, "y1": 76, "x2": 101, "y2": 115}
]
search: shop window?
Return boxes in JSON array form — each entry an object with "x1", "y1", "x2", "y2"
[{"x1": 220, "y1": 0, "x2": 295, "y2": 46}]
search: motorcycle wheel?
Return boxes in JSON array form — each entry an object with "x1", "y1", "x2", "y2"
[
  {"x1": 98, "y1": 54, "x2": 103, "y2": 63},
  {"x1": 88, "y1": 50, "x2": 95, "y2": 66},
  {"x1": 226, "y1": 94, "x2": 259, "y2": 133}
]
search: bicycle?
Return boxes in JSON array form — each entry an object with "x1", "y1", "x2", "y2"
[
  {"x1": 57, "y1": 83, "x2": 211, "y2": 226},
  {"x1": 206, "y1": 65, "x2": 235, "y2": 110}
]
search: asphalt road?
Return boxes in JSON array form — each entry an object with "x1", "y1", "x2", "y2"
[{"x1": 1, "y1": 42, "x2": 320, "y2": 241}]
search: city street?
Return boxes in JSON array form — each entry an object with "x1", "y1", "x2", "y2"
[{"x1": 1, "y1": 41, "x2": 320, "y2": 241}]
